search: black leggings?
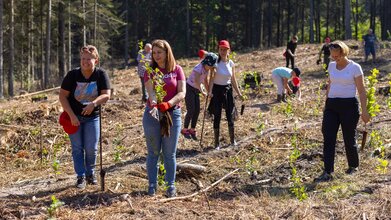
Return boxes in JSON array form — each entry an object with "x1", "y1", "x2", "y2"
[
  {"x1": 211, "y1": 84, "x2": 235, "y2": 129},
  {"x1": 322, "y1": 98, "x2": 360, "y2": 173},
  {"x1": 184, "y1": 83, "x2": 200, "y2": 129},
  {"x1": 286, "y1": 54, "x2": 295, "y2": 69}
]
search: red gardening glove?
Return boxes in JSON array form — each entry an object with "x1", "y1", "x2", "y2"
[{"x1": 157, "y1": 102, "x2": 171, "y2": 112}]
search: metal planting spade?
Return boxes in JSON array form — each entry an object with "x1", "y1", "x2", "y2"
[
  {"x1": 99, "y1": 107, "x2": 106, "y2": 191},
  {"x1": 360, "y1": 124, "x2": 368, "y2": 151}
]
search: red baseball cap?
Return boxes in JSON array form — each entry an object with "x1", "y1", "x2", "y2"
[
  {"x1": 198, "y1": 49, "x2": 207, "y2": 59},
  {"x1": 292, "y1": 77, "x2": 301, "y2": 87},
  {"x1": 218, "y1": 40, "x2": 230, "y2": 49},
  {"x1": 59, "y1": 111, "x2": 79, "y2": 134}
]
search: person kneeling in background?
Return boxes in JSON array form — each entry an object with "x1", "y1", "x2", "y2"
[{"x1": 271, "y1": 67, "x2": 301, "y2": 102}]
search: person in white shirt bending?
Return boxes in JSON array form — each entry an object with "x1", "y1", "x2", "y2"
[{"x1": 315, "y1": 40, "x2": 370, "y2": 182}]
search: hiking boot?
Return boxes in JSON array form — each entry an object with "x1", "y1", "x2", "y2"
[
  {"x1": 214, "y1": 128, "x2": 221, "y2": 150},
  {"x1": 166, "y1": 186, "x2": 176, "y2": 198},
  {"x1": 181, "y1": 128, "x2": 191, "y2": 139},
  {"x1": 277, "y1": 94, "x2": 282, "y2": 102},
  {"x1": 282, "y1": 94, "x2": 287, "y2": 102},
  {"x1": 189, "y1": 129, "x2": 197, "y2": 140},
  {"x1": 76, "y1": 176, "x2": 86, "y2": 189},
  {"x1": 229, "y1": 126, "x2": 237, "y2": 146},
  {"x1": 86, "y1": 175, "x2": 98, "y2": 185},
  {"x1": 345, "y1": 167, "x2": 359, "y2": 175},
  {"x1": 314, "y1": 171, "x2": 333, "y2": 183}
]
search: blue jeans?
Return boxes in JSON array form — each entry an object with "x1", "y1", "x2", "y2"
[
  {"x1": 143, "y1": 107, "x2": 181, "y2": 188},
  {"x1": 69, "y1": 115, "x2": 100, "y2": 178}
]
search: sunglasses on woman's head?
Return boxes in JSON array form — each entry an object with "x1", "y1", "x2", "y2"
[
  {"x1": 81, "y1": 46, "x2": 96, "y2": 52},
  {"x1": 329, "y1": 44, "x2": 341, "y2": 49}
]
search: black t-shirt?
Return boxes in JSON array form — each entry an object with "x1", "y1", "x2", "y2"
[
  {"x1": 321, "y1": 44, "x2": 331, "y2": 56},
  {"x1": 286, "y1": 41, "x2": 297, "y2": 56},
  {"x1": 61, "y1": 67, "x2": 111, "y2": 117}
]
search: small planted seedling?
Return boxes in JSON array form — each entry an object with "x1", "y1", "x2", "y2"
[
  {"x1": 366, "y1": 68, "x2": 380, "y2": 117},
  {"x1": 47, "y1": 195, "x2": 64, "y2": 219},
  {"x1": 256, "y1": 112, "x2": 266, "y2": 134},
  {"x1": 289, "y1": 125, "x2": 308, "y2": 201},
  {"x1": 369, "y1": 130, "x2": 389, "y2": 174}
]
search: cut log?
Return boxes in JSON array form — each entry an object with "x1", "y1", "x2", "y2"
[{"x1": 177, "y1": 163, "x2": 207, "y2": 175}]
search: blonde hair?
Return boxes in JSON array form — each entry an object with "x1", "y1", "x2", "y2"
[
  {"x1": 330, "y1": 40, "x2": 350, "y2": 56},
  {"x1": 80, "y1": 45, "x2": 99, "y2": 60},
  {"x1": 151, "y1": 39, "x2": 176, "y2": 72}
]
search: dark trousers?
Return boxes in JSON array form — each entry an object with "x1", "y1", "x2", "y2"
[
  {"x1": 322, "y1": 98, "x2": 360, "y2": 173},
  {"x1": 286, "y1": 55, "x2": 295, "y2": 69},
  {"x1": 184, "y1": 83, "x2": 200, "y2": 129},
  {"x1": 140, "y1": 77, "x2": 147, "y2": 101},
  {"x1": 212, "y1": 84, "x2": 234, "y2": 129}
]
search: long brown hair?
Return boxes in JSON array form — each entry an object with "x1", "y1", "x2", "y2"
[{"x1": 151, "y1": 39, "x2": 176, "y2": 72}]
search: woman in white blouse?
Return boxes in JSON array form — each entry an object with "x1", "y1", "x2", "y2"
[{"x1": 315, "y1": 40, "x2": 370, "y2": 182}]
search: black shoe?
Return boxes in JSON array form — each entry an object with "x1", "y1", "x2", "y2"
[
  {"x1": 189, "y1": 129, "x2": 198, "y2": 141},
  {"x1": 314, "y1": 172, "x2": 333, "y2": 183},
  {"x1": 166, "y1": 186, "x2": 176, "y2": 198},
  {"x1": 86, "y1": 175, "x2": 98, "y2": 185},
  {"x1": 148, "y1": 185, "x2": 157, "y2": 196},
  {"x1": 345, "y1": 167, "x2": 358, "y2": 175},
  {"x1": 76, "y1": 176, "x2": 86, "y2": 189}
]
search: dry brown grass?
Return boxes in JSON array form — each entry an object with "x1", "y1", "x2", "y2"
[{"x1": 0, "y1": 41, "x2": 391, "y2": 219}]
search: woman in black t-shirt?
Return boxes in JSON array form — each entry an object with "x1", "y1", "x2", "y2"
[
  {"x1": 59, "y1": 45, "x2": 111, "y2": 189},
  {"x1": 317, "y1": 37, "x2": 331, "y2": 72},
  {"x1": 285, "y1": 35, "x2": 298, "y2": 69}
]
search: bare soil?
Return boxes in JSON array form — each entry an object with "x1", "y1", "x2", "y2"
[{"x1": 1, "y1": 41, "x2": 391, "y2": 219}]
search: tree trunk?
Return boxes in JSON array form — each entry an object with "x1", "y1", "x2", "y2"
[
  {"x1": 82, "y1": 0, "x2": 86, "y2": 46},
  {"x1": 259, "y1": 0, "x2": 264, "y2": 49},
  {"x1": 309, "y1": 0, "x2": 314, "y2": 43},
  {"x1": 94, "y1": 0, "x2": 97, "y2": 45},
  {"x1": 344, "y1": 0, "x2": 352, "y2": 39},
  {"x1": 186, "y1": 0, "x2": 190, "y2": 56},
  {"x1": 58, "y1": 1, "x2": 65, "y2": 82},
  {"x1": 124, "y1": 0, "x2": 129, "y2": 67},
  {"x1": 276, "y1": 0, "x2": 280, "y2": 46},
  {"x1": 0, "y1": 0, "x2": 3, "y2": 98},
  {"x1": 300, "y1": 0, "x2": 305, "y2": 42},
  {"x1": 44, "y1": 0, "x2": 51, "y2": 89},
  {"x1": 316, "y1": 0, "x2": 321, "y2": 42},
  {"x1": 9, "y1": 0, "x2": 15, "y2": 97},
  {"x1": 267, "y1": 0, "x2": 272, "y2": 47},
  {"x1": 40, "y1": 0, "x2": 45, "y2": 89},
  {"x1": 381, "y1": 0, "x2": 391, "y2": 40},
  {"x1": 28, "y1": 0, "x2": 35, "y2": 91},
  {"x1": 354, "y1": 0, "x2": 358, "y2": 40},
  {"x1": 287, "y1": 0, "x2": 291, "y2": 40},
  {"x1": 294, "y1": 0, "x2": 298, "y2": 35},
  {"x1": 68, "y1": 1, "x2": 71, "y2": 72},
  {"x1": 326, "y1": 0, "x2": 330, "y2": 38}
]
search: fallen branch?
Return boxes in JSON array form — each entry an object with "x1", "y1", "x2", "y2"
[
  {"x1": 158, "y1": 168, "x2": 239, "y2": 203},
  {"x1": 13, "y1": 86, "x2": 60, "y2": 99}
]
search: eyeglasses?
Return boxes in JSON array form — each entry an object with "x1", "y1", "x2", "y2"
[{"x1": 329, "y1": 44, "x2": 341, "y2": 49}]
